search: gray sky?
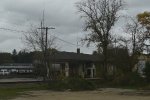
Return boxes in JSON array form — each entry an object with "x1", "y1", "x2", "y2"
[{"x1": 0, "y1": 0, "x2": 150, "y2": 54}]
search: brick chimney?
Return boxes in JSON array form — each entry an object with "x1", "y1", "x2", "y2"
[{"x1": 77, "y1": 48, "x2": 80, "y2": 54}]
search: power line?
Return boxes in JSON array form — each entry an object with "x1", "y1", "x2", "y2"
[
  {"x1": 0, "y1": 27, "x2": 96, "y2": 49},
  {"x1": 0, "y1": 28, "x2": 28, "y2": 33},
  {"x1": 53, "y1": 35, "x2": 77, "y2": 46},
  {"x1": 0, "y1": 27, "x2": 79, "y2": 46},
  {"x1": 53, "y1": 30, "x2": 97, "y2": 48}
]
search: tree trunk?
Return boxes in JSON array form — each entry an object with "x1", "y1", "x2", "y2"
[
  {"x1": 102, "y1": 44, "x2": 108, "y2": 79},
  {"x1": 46, "y1": 63, "x2": 50, "y2": 78}
]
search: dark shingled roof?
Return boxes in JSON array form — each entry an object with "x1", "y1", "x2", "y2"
[{"x1": 49, "y1": 51, "x2": 102, "y2": 62}]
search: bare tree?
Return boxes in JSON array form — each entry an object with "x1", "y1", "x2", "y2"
[
  {"x1": 76, "y1": 0, "x2": 124, "y2": 78},
  {"x1": 125, "y1": 18, "x2": 145, "y2": 55},
  {"x1": 118, "y1": 17, "x2": 146, "y2": 69},
  {"x1": 24, "y1": 25, "x2": 56, "y2": 51},
  {"x1": 23, "y1": 24, "x2": 56, "y2": 79}
]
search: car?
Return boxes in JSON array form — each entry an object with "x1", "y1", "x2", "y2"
[{"x1": 0, "y1": 70, "x2": 10, "y2": 75}]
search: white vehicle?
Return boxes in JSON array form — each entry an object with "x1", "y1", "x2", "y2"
[{"x1": 0, "y1": 70, "x2": 10, "y2": 75}]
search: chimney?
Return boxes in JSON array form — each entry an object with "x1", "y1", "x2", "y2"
[{"x1": 77, "y1": 48, "x2": 80, "y2": 54}]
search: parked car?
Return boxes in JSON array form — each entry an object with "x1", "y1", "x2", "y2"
[{"x1": 0, "y1": 70, "x2": 10, "y2": 75}]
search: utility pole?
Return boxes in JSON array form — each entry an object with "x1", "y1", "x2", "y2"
[
  {"x1": 38, "y1": 26, "x2": 55, "y2": 79},
  {"x1": 38, "y1": 27, "x2": 55, "y2": 51}
]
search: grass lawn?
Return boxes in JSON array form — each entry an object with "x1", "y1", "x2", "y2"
[
  {"x1": 0, "y1": 81, "x2": 149, "y2": 100},
  {"x1": 0, "y1": 83, "x2": 48, "y2": 100}
]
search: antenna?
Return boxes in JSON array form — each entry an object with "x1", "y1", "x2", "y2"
[
  {"x1": 42, "y1": 9, "x2": 45, "y2": 27},
  {"x1": 41, "y1": 0, "x2": 46, "y2": 27},
  {"x1": 76, "y1": 32, "x2": 80, "y2": 53},
  {"x1": 76, "y1": 32, "x2": 78, "y2": 48},
  {"x1": 77, "y1": 41, "x2": 79, "y2": 48}
]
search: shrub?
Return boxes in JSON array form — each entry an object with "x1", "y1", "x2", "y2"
[
  {"x1": 48, "y1": 80, "x2": 67, "y2": 91},
  {"x1": 112, "y1": 72, "x2": 144, "y2": 87},
  {"x1": 143, "y1": 62, "x2": 150, "y2": 82},
  {"x1": 66, "y1": 77, "x2": 96, "y2": 91},
  {"x1": 48, "y1": 77, "x2": 96, "y2": 91}
]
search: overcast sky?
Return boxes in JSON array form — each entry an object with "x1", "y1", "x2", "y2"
[{"x1": 0, "y1": 0, "x2": 150, "y2": 54}]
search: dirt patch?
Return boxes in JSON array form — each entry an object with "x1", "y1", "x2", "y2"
[
  {"x1": 120, "y1": 90, "x2": 150, "y2": 96},
  {"x1": 13, "y1": 88, "x2": 150, "y2": 100}
]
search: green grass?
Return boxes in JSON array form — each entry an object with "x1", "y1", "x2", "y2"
[
  {"x1": 0, "y1": 81, "x2": 149, "y2": 100},
  {"x1": 0, "y1": 83, "x2": 48, "y2": 100}
]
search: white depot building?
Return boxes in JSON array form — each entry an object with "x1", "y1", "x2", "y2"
[{"x1": 0, "y1": 64, "x2": 33, "y2": 75}]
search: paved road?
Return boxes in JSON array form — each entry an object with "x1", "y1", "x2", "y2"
[{"x1": 0, "y1": 78, "x2": 43, "y2": 83}]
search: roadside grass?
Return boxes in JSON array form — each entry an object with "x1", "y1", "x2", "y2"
[
  {"x1": 140, "y1": 84, "x2": 150, "y2": 90},
  {"x1": 0, "y1": 83, "x2": 48, "y2": 100},
  {"x1": 0, "y1": 81, "x2": 149, "y2": 100}
]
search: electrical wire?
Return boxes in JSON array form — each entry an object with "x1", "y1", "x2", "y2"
[{"x1": 0, "y1": 27, "x2": 96, "y2": 49}]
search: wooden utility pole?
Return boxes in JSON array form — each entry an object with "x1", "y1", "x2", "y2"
[
  {"x1": 38, "y1": 27, "x2": 55, "y2": 51},
  {"x1": 38, "y1": 26, "x2": 55, "y2": 79}
]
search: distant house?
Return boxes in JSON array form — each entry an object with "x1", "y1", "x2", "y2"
[
  {"x1": 48, "y1": 49, "x2": 101, "y2": 79},
  {"x1": 134, "y1": 54, "x2": 150, "y2": 76},
  {"x1": 0, "y1": 49, "x2": 103, "y2": 79}
]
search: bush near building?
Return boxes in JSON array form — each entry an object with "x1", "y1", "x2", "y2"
[
  {"x1": 143, "y1": 62, "x2": 150, "y2": 82},
  {"x1": 48, "y1": 77, "x2": 96, "y2": 91}
]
